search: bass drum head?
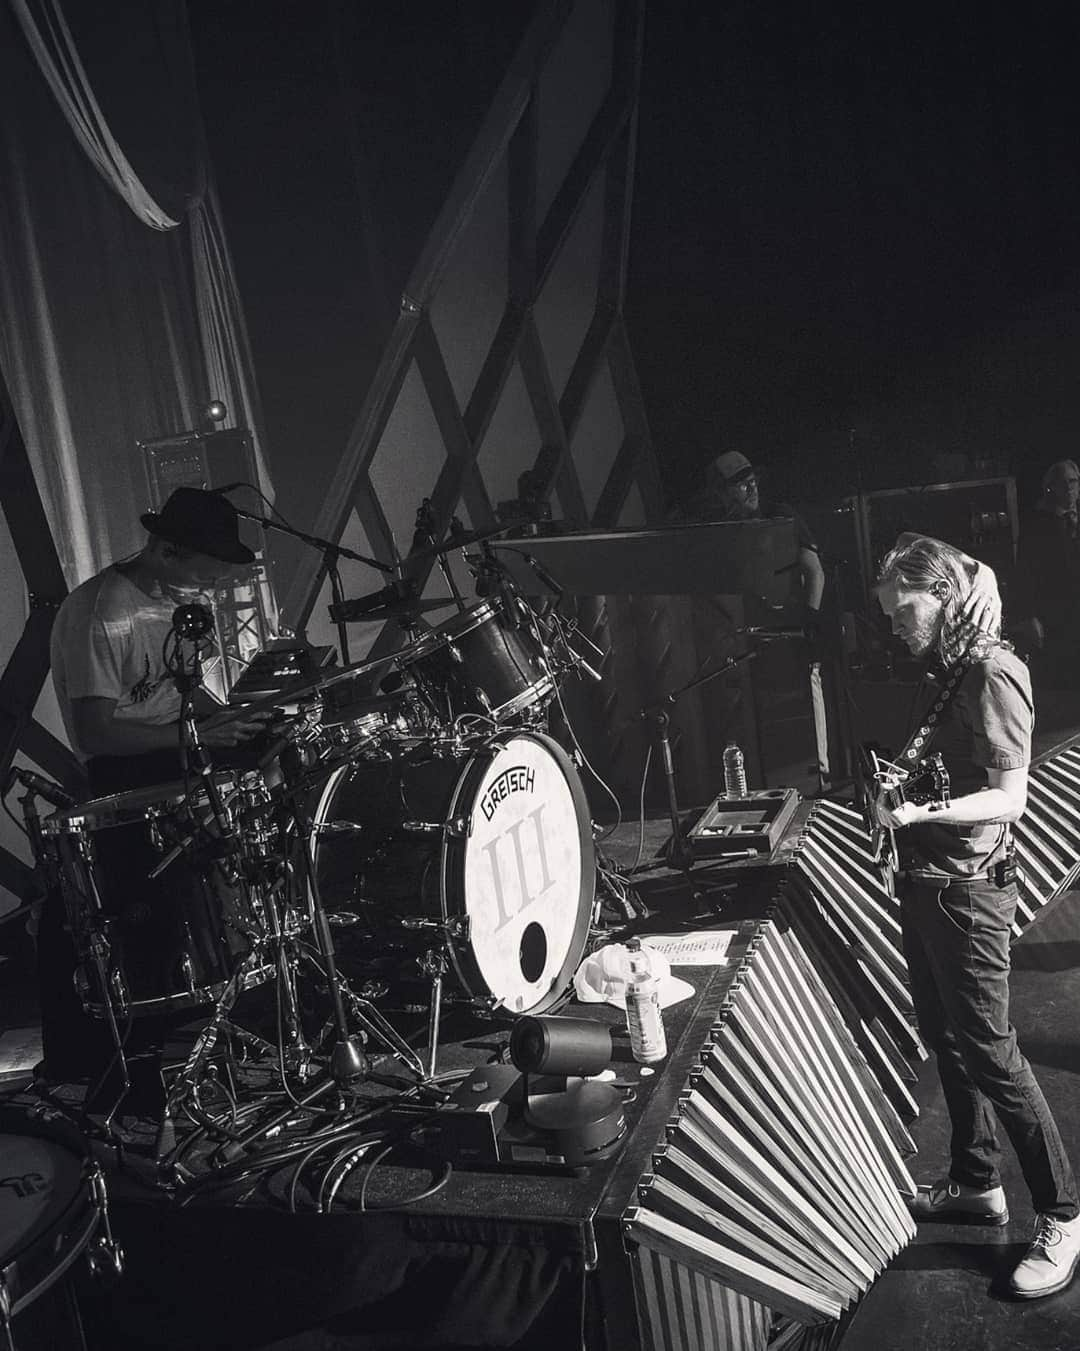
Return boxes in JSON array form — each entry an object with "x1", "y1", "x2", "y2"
[
  {"x1": 444, "y1": 732, "x2": 594, "y2": 1014},
  {"x1": 0, "y1": 1106, "x2": 102, "y2": 1332}
]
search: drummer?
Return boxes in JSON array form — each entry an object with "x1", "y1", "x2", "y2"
[
  {"x1": 50, "y1": 486, "x2": 271, "y2": 794},
  {"x1": 38, "y1": 488, "x2": 269, "y2": 1092}
]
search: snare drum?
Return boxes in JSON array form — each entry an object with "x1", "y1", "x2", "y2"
[
  {"x1": 398, "y1": 599, "x2": 554, "y2": 724},
  {"x1": 43, "y1": 779, "x2": 270, "y2": 1018},
  {"x1": 310, "y1": 687, "x2": 434, "y2": 764},
  {"x1": 0, "y1": 1105, "x2": 121, "y2": 1350},
  {"x1": 311, "y1": 731, "x2": 594, "y2": 1014}
]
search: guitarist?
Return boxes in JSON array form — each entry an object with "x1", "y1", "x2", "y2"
[{"x1": 874, "y1": 534, "x2": 1079, "y2": 1299}]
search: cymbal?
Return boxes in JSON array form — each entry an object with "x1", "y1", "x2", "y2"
[
  {"x1": 329, "y1": 583, "x2": 457, "y2": 624},
  {"x1": 223, "y1": 651, "x2": 395, "y2": 718},
  {"x1": 353, "y1": 596, "x2": 457, "y2": 622},
  {"x1": 409, "y1": 520, "x2": 527, "y2": 562}
]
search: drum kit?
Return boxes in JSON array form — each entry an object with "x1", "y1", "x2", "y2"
[{"x1": 36, "y1": 518, "x2": 610, "y2": 1140}]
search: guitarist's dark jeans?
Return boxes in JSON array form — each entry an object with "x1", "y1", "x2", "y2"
[{"x1": 899, "y1": 876, "x2": 1079, "y2": 1219}]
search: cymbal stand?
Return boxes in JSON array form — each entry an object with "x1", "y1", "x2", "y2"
[
  {"x1": 411, "y1": 499, "x2": 466, "y2": 613},
  {"x1": 324, "y1": 544, "x2": 352, "y2": 666},
  {"x1": 164, "y1": 943, "x2": 279, "y2": 1123},
  {"x1": 638, "y1": 650, "x2": 759, "y2": 873}
]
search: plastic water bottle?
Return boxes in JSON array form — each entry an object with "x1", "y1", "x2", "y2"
[
  {"x1": 722, "y1": 742, "x2": 747, "y2": 798},
  {"x1": 624, "y1": 939, "x2": 667, "y2": 1064}
]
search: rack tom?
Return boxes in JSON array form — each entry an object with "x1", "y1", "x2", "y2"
[{"x1": 397, "y1": 599, "x2": 553, "y2": 724}]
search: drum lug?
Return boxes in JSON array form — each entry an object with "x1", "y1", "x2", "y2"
[
  {"x1": 444, "y1": 815, "x2": 470, "y2": 840},
  {"x1": 108, "y1": 964, "x2": 130, "y2": 1013},
  {"x1": 402, "y1": 820, "x2": 441, "y2": 834},
  {"x1": 400, "y1": 915, "x2": 470, "y2": 942}
]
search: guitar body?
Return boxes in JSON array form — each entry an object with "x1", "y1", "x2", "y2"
[{"x1": 859, "y1": 744, "x2": 952, "y2": 889}]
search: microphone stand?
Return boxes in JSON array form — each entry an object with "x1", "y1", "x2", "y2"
[
  {"x1": 638, "y1": 650, "x2": 759, "y2": 873},
  {"x1": 166, "y1": 614, "x2": 237, "y2": 856},
  {"x1": 229, "y1": 506, "x2": 394, "y2": 669}
]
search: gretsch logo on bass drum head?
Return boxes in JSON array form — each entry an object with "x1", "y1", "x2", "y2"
[{"x1": 479, "y1": 765, "x2": 536, "y2": 822}]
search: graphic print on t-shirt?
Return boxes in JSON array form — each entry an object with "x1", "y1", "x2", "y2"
[{"x1": 130, "y1": 654, "x2": 159, "y2": 705}]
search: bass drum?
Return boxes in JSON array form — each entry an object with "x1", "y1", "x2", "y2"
[{"x1": 311, "y1": 731, "x2": 594, "y2": 1015}]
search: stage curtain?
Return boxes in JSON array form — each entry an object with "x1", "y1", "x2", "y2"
[
  {"x1": 0, "y1": 0, "x2": 271, "y2": 586},
  {"x1": 9, "y1": 0, "x2": 183, "y2": 230}
]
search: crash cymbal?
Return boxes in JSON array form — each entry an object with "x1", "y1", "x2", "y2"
[
  {"x1": 328, "y1": 578, "x2": 459, "y2": 624},
  {"x1": 409, "y1": 520, "x2": 528, "y2": 562},
  {"x1": 223, "y1": 652, "x2": 395, "y2": 718}
]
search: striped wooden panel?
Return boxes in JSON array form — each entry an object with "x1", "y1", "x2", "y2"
[
  {"x1": 625, "y1": 920, "x2": 916, "y2": 1339},
  {"x1": 632, "y1": 1244, "x2": 772, "y2": 1351},
  {"x1": 784, "y1": 801, "x2": 925, "y2": 1125},
  {"x1": 1013, "y1": 740, "x2": 1080, "y2": 936}
]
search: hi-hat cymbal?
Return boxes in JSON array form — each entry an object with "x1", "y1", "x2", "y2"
[{"x1": 351, "y1": 596, "x2": 457, "y2": 622}]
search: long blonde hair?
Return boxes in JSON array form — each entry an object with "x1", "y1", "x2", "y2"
[{"x1": 876, "y1": 535, "x2": 1001, "y2": 665}]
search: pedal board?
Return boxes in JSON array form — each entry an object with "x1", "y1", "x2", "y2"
[{"x1": 685, "y1": 787, "x2": 801, "y2": 859}]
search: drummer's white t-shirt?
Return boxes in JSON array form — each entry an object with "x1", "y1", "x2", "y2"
[{"x1": 50, "y1": 566, "x2": 183, "y2": 758}]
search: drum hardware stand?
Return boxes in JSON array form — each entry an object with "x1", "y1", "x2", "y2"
[
  {"x1": 637, "y1": 650, "x2": 759, "y2": 877},
  {"x1": 165, "y1": 902, "x2": 308, "y2": 1124},
  {"x1": 417, "y1": 947, "x2": 448, "y2": 1076},
  {"x1": 59, "y1": 832, "x2": 135, "y2": 1139},
  {"x1": 412, "y1": 498, "x2": 467, "y2": 613}
]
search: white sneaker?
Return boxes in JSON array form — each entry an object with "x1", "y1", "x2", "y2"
[{"x1": 1007, "y1": 1213, "x2": 1080, "y2": 1299}]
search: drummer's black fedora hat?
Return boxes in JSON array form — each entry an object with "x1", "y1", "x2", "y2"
[{"x1": 141, "y1": 486, "x2": 254, "y2": 565}]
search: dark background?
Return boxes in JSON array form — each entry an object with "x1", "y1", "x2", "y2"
[{"x1": 186, "y1": 0, "x2": 1080, "y2": 535}]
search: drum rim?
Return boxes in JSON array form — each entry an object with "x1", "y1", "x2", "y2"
[
  {"x1": 41, "y1": 774, "x2": 235, "y2": 835},
  {"x1": 0, "y1": 1110, "x2": 102, "y2": 1317},
  {"x1": 484, "y1": 673, "x2": 555, "y2": 721},
  {"x1": 440, "y1": 729, "x2": 595, "y2": 1012},
  {"x1": 401, "y1": 598, "x2": 501, "y2": 658}
]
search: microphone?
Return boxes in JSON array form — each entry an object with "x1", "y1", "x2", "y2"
[
  {"x1": 523, "y1": 553, "x2": 563, "y2": 597},
  {"x1": 738, "y1": 625, "x2": 808, "y2": 640},
  {"x1": 172, "y1": 603, "x2": 215, "y2": 639},
  {"x1": 5, "y1": 767, "x2": 75, "y2": 808}
]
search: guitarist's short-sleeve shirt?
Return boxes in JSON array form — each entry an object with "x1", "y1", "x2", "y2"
[{"x1": 902, "y1": 647, "x2": 1032, "y2": 880}]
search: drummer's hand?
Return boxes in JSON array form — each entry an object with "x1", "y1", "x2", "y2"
[
  {"x1": 959, "y1": 562, "x2": 1002, "y2": 639},
  {"x1": 198, "y1": 708, "x2": 273, "y2": 748}
]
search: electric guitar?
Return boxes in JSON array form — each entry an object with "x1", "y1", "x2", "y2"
[{"x1": 860, "y1": 745, "x2": 952, "y2": 878}]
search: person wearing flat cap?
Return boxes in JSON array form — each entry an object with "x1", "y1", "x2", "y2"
[{"x1": 50, "y1": 486, "x2": 271, "y2": 793}]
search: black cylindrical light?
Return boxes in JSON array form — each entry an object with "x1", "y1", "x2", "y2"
[{"x1": 509, "y1": 1015, "x2": 613, "y2": 1077}]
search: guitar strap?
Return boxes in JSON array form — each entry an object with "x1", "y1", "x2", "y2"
[{"x1": 894, "y1": 656, "x2": 971, "y2": 771}]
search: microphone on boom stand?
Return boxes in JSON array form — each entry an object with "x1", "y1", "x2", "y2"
[
  {"x1": 736, "y1": 624, "x2": 810, "y2": 641},
  {"x1": 165, "y1": 602, "x2": 239, "y2": 864}
]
